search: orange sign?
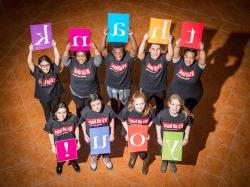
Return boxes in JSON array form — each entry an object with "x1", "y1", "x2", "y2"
[{"x1": 128, "y1": 125, "x2": 148, "y2": 153}]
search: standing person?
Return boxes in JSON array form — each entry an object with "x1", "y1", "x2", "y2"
[
  {"x1": 44, "y1": 102, "x2": 81, "y2": 175},
  {"x1": 154, "y1": 94, "x2": 192, "y2": 173},
  {"x1": 118, "y1": 91, "x2": 155, "y2": 175},
  {"x1": 137, "y1": 33, "x2": 173, "y2": 114},
  {"x1": 100, "y1": 28, "x2": 137, "y2": 113},
  {"x1": 28, "y1": 40, "x2": 64, "y2": 121},
  {"x1": 168, "y1": 39, "x2": 206, "y2": 111},
  {"x1": 62, "y1": 42, "x2": 102, "y2": 117},
  {"x1": 80, "y1": 93, "x2": 117, "y2": 171}
]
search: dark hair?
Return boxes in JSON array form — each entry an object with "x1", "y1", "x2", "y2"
[
  {"x1": 38, "y1": 55, "x2": 53, "y2": 65},
  {"x1": 184, "y1": 48, "x2": 197, "y2": 58},
  {"x1": 87, "y1": 93, "x2": 102, "y2": 105},
  {"x1": 74, "y1": 51, "x2": 91, "y2": 61},
  {"x1": 52, "y1": 102, "x2": 70, "y2": 121},
  {"x1": 110, "y1": 42, "x2": 125, "y2": 50}
]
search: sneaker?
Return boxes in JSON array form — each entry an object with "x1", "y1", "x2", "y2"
[
  {"x1": 160, "y1": 161, "x2": 168, "y2": 173},
  {"x1": 72, "y1": 161, "x2": 80, "y2": 173},
  {"x1": 90, "y1": 157, "x2": 98, "y2": 171},
  {"x1": 103, "y1": 157, "x2": 113, "y2": 170},
  {"x1": 128, "y1": 155, "x2": 137, "y2": 169},
  {"x1": 56, "y1": 163, "x2": 63, "y2": 175},
  {"x1": 169, "y1": 161, "x2": 177, "y2": 173}
]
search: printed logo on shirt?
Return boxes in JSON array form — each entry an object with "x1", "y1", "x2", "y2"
[
  {"x1": 128, "y1": 117, "x2": 149, "y2": 125},
  {"x1": 146, "y1": 63, "x2": 163, "y2": 73},
  {"x1": 73, "y1": 67, "x2": 91, "y2": 78},
  {"x1": 87, "y1": 117, "x2": 109, "y2": 126},
  {"x1": 177, "y1": 68, "x2": 195, "y2": 80},
  {"x1": 162, "y1": 122, "x2": 184, "y2": 130},
  {"x1": 109, "y1": 62, "x2": 128, "y2": 73},
  {"x1": 38, "y1": 77, "x2": 56, "y2": 87},
  {"x1": 53, "y1": 125, "x2": 74, "y2": 136}
]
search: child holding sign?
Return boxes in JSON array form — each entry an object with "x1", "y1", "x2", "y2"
[
  {"x1": 28, "y1": 40, "x2": 64, "y2": 121},
  {"x1": 119, "y1": 91, "x2": 155, "y2": 175},
  {"x1": 137, "y1": 33, "x2": 173, "y2": 114},
  {"x1": 62, "y1": 42, "x2": 102, "y2": 117},
  {"x1": 154, "y1": 94, "x2": 192, "y2": 173},
  {"x1": 168, "y1": 39, "x2": 206, "y2": 111},
  {"x1": 80, "y1": 93, "x2": 117, "y2": 171},
  {"x1": 44, "y1": 102, "x2": 81, "y2": 175},
  {"x1": 100, "y1": 28, "x2": 137, "y2": 113}
]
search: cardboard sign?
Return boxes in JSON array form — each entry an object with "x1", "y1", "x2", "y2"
[
  {"x1": 89, "y1": 126, "x2": 110, "y2": 155},
  {"x1": 107, "y1": 13, "x2": 130, "y2": 43},
  {"x1": 148, "y1": 18, "x2": 172, "y2": 44},
  {"x1": 162, "y1": 131, "x2": 183, "y2": 161},
  {"x1": 128, "y1": 125, "x2": 148, "y2": 153},
  {"x1": 30, "y1": 23, "x2": 52, "y2": 50},
  {"x1": 69, "y1": 28, "x2": 91, "y2": 51},
  {"x1": 180, "y1": 21, "x2": 204, "y2": 49},
  {"x1": 56, "y1": 138, "x2": 78, "y2": 162}
]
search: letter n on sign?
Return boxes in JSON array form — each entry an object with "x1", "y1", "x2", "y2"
[
  {"x1": 30, "y1": 23, "x2": 52, "y2": 51},
  {"x1": 180, "y1": 21, "x2": 204, "y2": 49},
  {"x1": 128, "y1": 125, "x2": 148, "y2": 153},
  {"x1": 69, "y1": 28, "x2": 91, "y2": 51},
  {"x1": 56, "y1": 138, "x2": 78, "y2": 162}
]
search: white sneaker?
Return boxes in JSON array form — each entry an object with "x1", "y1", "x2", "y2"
[
  {"x1": 90, "y1": 157, "x2": 98, "y2": 171},
  {"x1": 103, "y1": 157, "x2": 113, "y2": 170}
]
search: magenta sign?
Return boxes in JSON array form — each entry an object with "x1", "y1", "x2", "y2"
[
  {"x1": 69, "y1": 28, "x2": 91, "y2": 51},
  {"x1": 56, "y1": 138, "x2": 78, "y2": 162}
]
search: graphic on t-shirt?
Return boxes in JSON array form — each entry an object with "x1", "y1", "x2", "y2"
[
  {"x1": 177, "y1": 68, "x2": 195, "y2": 80},
  {"x1": 127, "y1": 117, "x2": 149, "y2": 125},
  {"x1": 146, "y1": 62, "x2": 163, "y2": 73},
  {"x1": 162, "y1": 122, "x2": 184, "y2": 130},
  {"x1": 53, "y1": 125, "x2": 74, "y2": 136},
  {"x1": 38, "y1": 77, "x2": 56, "y2": 87},
  {"x1": 87, "y1": 117, "x2": 109, "y2": 126},
  {"x1": 72, "y1": 67, "x2": 91, "y2": 78},
  {"x1": 109, "y1": 62, "x2": 128, "y2": 73}
]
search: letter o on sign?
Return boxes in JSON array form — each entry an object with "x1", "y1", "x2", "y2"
[{"x1": 129, "y1": 133, "x2": 146, "y2": 147}]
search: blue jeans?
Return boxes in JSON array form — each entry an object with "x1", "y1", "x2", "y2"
[{"x1": 106, "y1": 86, "x2": 130, "y2": 106}]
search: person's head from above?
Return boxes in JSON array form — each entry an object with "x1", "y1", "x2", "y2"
[
  {"x1": 183, "y1": 48, "x2": 197, "y2": 66},
  {"x1": 75, "y1": 51, "x2": 90, "y2": 64},
  {"x1": 167, "y1": 94, "x2": 184, "y2": 116},
  {"x1": 88, "y1": 93, "x2": 103, "y2": 113},
  {"x1": 52, "y1": 102, "x2": 69, "y2": 122},
  {"x1": 111, "y1": 43, "x2": 125, "y2": 61},
  {"x1": 130, "y1": 91, "x2": 146, "y2": 113},
  {"x1": 38, "y1": 55, "x2": 52, "y2": 74},
  {"x1": 149, "y1": 43, "x2": 162, "y2": 60}
]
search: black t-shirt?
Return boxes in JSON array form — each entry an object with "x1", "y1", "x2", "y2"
[
  {"x1": 104, "y1": 51, "x2": 133, "y2": 89},
  {"x1": 31, "y1": 64, "x2": 64, "y2": 101},
  {"x1": 68, "y1": 57, "x2": 99, "y2": 97},
  {"x1": 153, "y1": 108, "x2": 191, "y2": 133},
  {"x1": 169, "y1": 58, "x2": 204, "y2": 100},
  {"x1": 44, "y1": 114, "x2": 79, "y2": 142},
  {"x1": 140, "y1": 53, "x2": 169, "y2": 92},
  {"x1": 118, "y1": 106, "x2": 155, "y2": 126}
]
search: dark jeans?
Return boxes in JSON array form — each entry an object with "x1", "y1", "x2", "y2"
[
  {"x1": 130, "y1": 152, "x2": 148, "y2": 160},
  {"x1": 39, "y1": 97, "x2": 60, "y2": 121},
  {"x1": 57, "y1": 159, "x2": 78, "y2": 166},
  {"x1": 71, "y1": 94, "x2": 88, "y2": 118}
]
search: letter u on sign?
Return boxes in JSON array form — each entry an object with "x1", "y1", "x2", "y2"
[
  {"x1": 89, "y1": 126, "x2": 110, "y2": 155},
  {"x1": 30, "y1": 23, "x2": 53, "y2": 51},
  {"x1": 180, "y1": 21, "x2": 204, "y2": 49},
  {"x1": 69, "y1": 28, "x2": 91, "y2": 51},
  {"x1": 128, "y1": 125, "x2": 148, "y2": 153}
]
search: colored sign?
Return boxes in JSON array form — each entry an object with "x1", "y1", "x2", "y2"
[
  {"x1": 69, "y1": 28, "x2": 91, "y2": 51},
  {"x1": 107, "y1": 13, "x2": 130, "y2": 43},
  {"x1": 128, "y1": 125, "x2": 148, "y2": 153},
  {"x1": 89, "y1": 126, "x2": 110, "y2": 155},
  {"x1": 180, "y1": 21, "x2": 204, "y2": 49},
  {"x1": 148, "y1": 18, "x2": 172, "y2": 44},
  {"x1": 162, "y1": 131, "x2": 183, "y2": 161},
  {"x1": 56, "y1": 138, "x2": 78, "y2": 162},
  {"x1": 30, "y1": 23, "x2": 52, "y2": 50}
]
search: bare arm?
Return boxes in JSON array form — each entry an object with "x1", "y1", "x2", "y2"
[
  {"x1": 173, "y1": 38, "x2": 181, "y2": 60},
  {"x1": 137, "y1": 33, "x2": 149, "y2": 60},
  {"x1": 100, "y1": 27, "x2": 108, "y2": 57},
  {"x1": 166, "y1": 35, "x2": 173, "y2": 61},
  {"x1": 52, "y1": 40, "x2": 60, "y2": 66},
  {"x1": 48, "y1": 133, "x2": 56, "y2": 154},
  {"x1": 198, "y1": 42, "x2": 206, "y2": 66},
  {"x1": 75, "y1": 126, "x2": 81, "y2": 150},
  {"x1": 128, "y1": 30, "x2": 137, "y2": 58},
  {"x1": 183, "y1": 125, "x2": 191, "y2": 146},
  {"x1": 109, "y1": 118, "x2": 115, "y2": 142},
  {"x1": 61, "y1": 42, "x2": 71, "y2": 67},
  {"x1": 90, "y1": 42, "x2": 102, "y2": 67},
  {"x1": 27, "y1": 44, "x2": 35, "y2": 73},
  {"x1": 81, "y1": 121, "x2": 90, "y2": 143},
  {"x1": 156, "y1": 125, "x2": 163, "y2": 146}
]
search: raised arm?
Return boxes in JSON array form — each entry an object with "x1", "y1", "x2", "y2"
[
  {"x1": 100, "y1": 27, "x2": 108, "y2": 57},
  {"x1": 198, "y1": 42, "x2": 206, "y2": 66},
  {"x1": 173, "y1": 38, "x2": 181, "y2": 60},
  {"x1": 90, "y1": 42, "x2": 102, "y2": 67},
  {"x1": 52, "y1": 40, "x2": 60, "y2": 66},
  {"x1": 166, "y1": 35, "x2": 173, "y2": 61},
  {"x1": 128, "y1": 29, "x2": 137, "y2": 58},
  {"x1": 27, "y1": 44, "x2": 35, "y2": 73},
  {"x1": 137, "y1": 33, "x2": 149, "y2": 60},
  {"x1": 61, "y1": 42, "x2": 71, "y2": 67}
]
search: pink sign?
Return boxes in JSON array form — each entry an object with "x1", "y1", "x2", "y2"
[
  {"x1": 30, "y1": 23, "x2": 53, "y2": 51},
  {"x1": 56, "y1": 138, "x2": 78, "y2": 162},
  {"x1": 69, "y1": 28, "x2": 91, "y2": 51},
  {"x1": 180, "y1": 21, "x2": 204, "y2": 49}
]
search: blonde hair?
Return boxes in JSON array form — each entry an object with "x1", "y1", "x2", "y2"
[
  {"x1": 128, "y1": 91, "x2": 151, "y2": 116},
  {"x1": 167, "y1": 94, "x2": 194, "y2": 118}
]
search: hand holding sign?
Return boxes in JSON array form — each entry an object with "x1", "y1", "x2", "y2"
[{"x1": 69, "y1": 28, "x2": 91, "y2": 51}]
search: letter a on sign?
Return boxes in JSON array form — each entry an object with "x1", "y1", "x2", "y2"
[
  {"x1": 148, "y1": 18, "x2": 172, "y2": 44},
  {"x1": 180, "y1": 21, "x2": 204, "y2": 49},
  {"x1": 69, "y1": 28, "x2": 91, "y2": 51},
  {"x1": 162, "y1": 131, "x2": 183, "y2": 161},
  {"x1": 30, "y1": 23, "x2": 52, "y2": 51},
  {"x1": 107, "y1": 13, "x2": 130, "y2": 43},
  {"x1": 128, "y1": 125, "x2": 148, "y2": 153},
  {"x1": 56, "y1": 138, "x2": 78, "y2": 162},
  {"x1": 89, "y1": 126, "x2": 110, "y2": 155}
]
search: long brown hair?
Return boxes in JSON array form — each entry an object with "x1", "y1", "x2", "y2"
[{"x1": 127, "y1": 91, "x2": 151, "y2": 116}]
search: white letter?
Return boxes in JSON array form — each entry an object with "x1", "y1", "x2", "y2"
[
  {"x1": 111, "y1": 23, "x2": 125, "y2": 36},
  {"x1": 130, "y1": 133, "x2": 146, "y2": 147},
  {"x1": 93, "y1": 135, "x2": 108, "y2": 149},
  {"x1": 165, "y1": 140, "x2": 180, "y2": 160},
  {"x1": 186, "y1": 28, "x2": 196, "y2": 43},
  {"x1": 152, "y1": 21, "x2": 169, "y2": 39},
  {"x1": 72, "y1": 36, "x2": 89, "y2": 47},
  {"x1": 34, "y1": 24, "x2": 50, "y2": 45}
]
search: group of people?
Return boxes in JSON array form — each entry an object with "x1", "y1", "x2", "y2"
[{"x1": 28, "y1": 28, "x2": 206, "y2": 175}]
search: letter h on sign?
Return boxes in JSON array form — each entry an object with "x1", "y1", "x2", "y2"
[
  {"x1": 128, "y1": 125, "x2": 148, "y2": 153},
  {"x1": 69, "y1": 28, "x2": 91, "y2": 51},
  {"x1": 30, "y1": 23, "x2": 53, "y2": 51}
]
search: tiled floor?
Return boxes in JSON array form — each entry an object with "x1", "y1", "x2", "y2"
[{"x1": 0, "y1": 0, "x2": 249, "y2": 186}]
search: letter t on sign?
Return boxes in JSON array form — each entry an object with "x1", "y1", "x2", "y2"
[{"x1": 69, "y1": 28, "x2": 91, "y2": 51}]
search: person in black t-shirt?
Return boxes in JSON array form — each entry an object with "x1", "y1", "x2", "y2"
[
  {"x1": 62, "y1": 42, "x2": 102, "y2": 117},
  {"x1": 137, "y1": 33, "x2": 173, "y2": 114},
  {"x1": 80, "y1": 93, "x2": 117, "y2": 171},
  {"x1": 154, "y1": 94, "x2": 193, "y2": 174},
  {"x1": 118, "y1": 91, "x2": 155, "y2": 175},
  {"x1": 44, "y1": 102, "x2": 81, "y2": 175},
  {"x1": 168, "y1": 39, "x2": 206, "y2": 111},
  {"x1": 28, "y1": 40, "x2": 64, "y2": 121},
  {"x1": 100, "y1": 27, "x2": 137, "y2": 113}
]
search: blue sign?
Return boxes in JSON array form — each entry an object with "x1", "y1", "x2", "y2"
[
  {"x1": 107, "y1": 13, "x2": 130, "y2": 43},
  {"x1": 89, "y1": 126, "x2": 110, "y2": 155}
]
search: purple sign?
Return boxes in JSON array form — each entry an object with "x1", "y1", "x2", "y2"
[
  {"x1": 30, "y1": 23, "x2": 52, "y2": 51},
  {"x1": 56, "y1": 138, "x2": 78, "y2": 162}
]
